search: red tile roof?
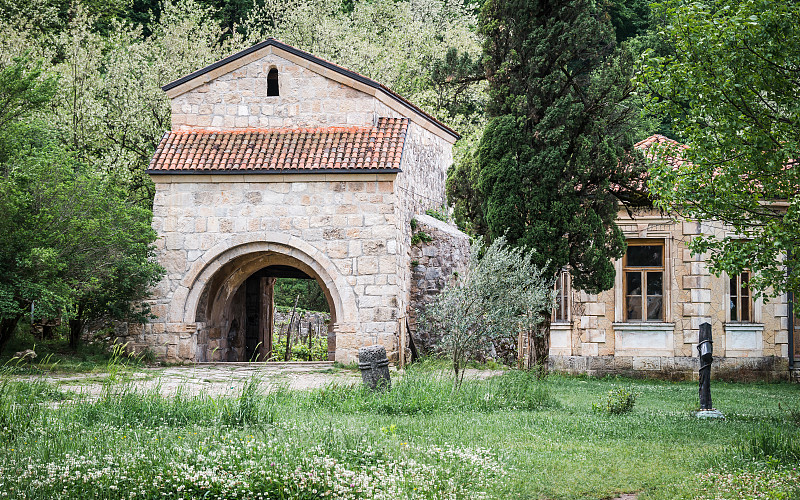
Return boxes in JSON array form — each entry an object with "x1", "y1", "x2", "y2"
[
  {"x1": 147, "y1": 117, "x2": 408, "y2": 174},
  {"x1": 633, "y1": 134, "x2": 688, "y2": 168}
]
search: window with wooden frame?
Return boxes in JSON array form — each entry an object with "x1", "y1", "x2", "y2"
[
  {"x1": 729, "y1": 271, "x2": 753, "y2": 322},
  {"x1": 553, "y1": 271, "x2": 569, "y2": 323},
  {"x1": 623, "y1": 240, "x2": 664, "y2": 322}
]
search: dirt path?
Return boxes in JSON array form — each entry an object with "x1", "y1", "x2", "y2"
[{"x1": 38, "y1": 363, "x2": 501, "y2": 399}]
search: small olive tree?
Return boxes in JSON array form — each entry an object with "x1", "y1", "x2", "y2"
[{"x1": 419, "y1": 236, "x2": 554, "y2": 384}]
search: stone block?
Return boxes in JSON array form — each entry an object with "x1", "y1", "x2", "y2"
[
  {"x1": 326, "y1": 241, "x2": 348, "y2": 259},
  {"x1": 632, "y1": 356, "x2": 661, "y2": 371},
  {"x1": 586, "y1": 329, "x2": 606, "y2": 343},
  {"x1": 581, "y1": 342, "x2": 599, "y2": 356},
  {"x1": 690, "y1": 288, "x2": 711, "y2": 303},
  {"x1": 584, "y1": 302, "x2": 606, "y2": 316},
  {"x1": 357, "y1": 256, "x2": 378, "y2": 274},
  {"x1": 580, "y1": 316, "x2": 598, "y2": 329},
  {"x1": 682, "y1": 275, "x2": 706, "y2": 289},
  {"x1": 586, "y1": 356, "x2": 615, "y2": 371},
  {"x1": 614, "y1": 356, "x2": 634, "y2": 370}
]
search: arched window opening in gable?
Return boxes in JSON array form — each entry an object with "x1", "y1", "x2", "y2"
[{"x1": 267, "y1": 68, "x2": 279, "y2": 96}]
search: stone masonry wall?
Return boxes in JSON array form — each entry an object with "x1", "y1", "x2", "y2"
[
  {"x1": 170, "y1": 50, "x2": 401, "y2": 131},
  {"x1": 126, "y1": 174, "x2": 403, "y2": 364},
  {"x1": 406, "y1": 214, "x2": 471, "y2": 353},
  {"x1": 394, "y1": 121, "x2": 455, "y2": 337},
  {"x1": 551, "y1": 206, "x2": 791, "y2": 380},
  {"x1": 141, "y1": 43, "x2": 458, "y2": 364}
]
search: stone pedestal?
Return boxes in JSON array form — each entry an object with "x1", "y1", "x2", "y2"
[
  {"x1": 696, "y1": 409, "x2": 725, "y2": 419},
  {"x1": 358, "y1": 345, "x2": 391, "y2": 391}
]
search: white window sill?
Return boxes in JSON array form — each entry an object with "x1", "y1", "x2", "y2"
[{"x1": 723, "y1": 323, "x2": 764, "y2": 333}]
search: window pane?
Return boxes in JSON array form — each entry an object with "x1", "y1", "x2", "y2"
[
  {"x1": 646, "y1": 272, "x2": 663, "y2": 297},
  {"x1": 627, "y1": 296, "x2": 643, "y2": 321},
  {"x1": 627, "y1": 245, "x2": 663, "y2": 267},
  {"x1": 647, "y1": 296, "x2": 663, "y2": 320},
  {"x1": 730, "y1": 296, "x2": 738, "y2": 321},
  {"x1": 626, "y1": 272, "x2": 642, "y2": 296},
  {"x1": 554, "y1": 295, "x2": 563, "y2": 321},
  {"x1": 740, "y1": 272, "x2": 750, "y2": 322},
  {"x1": 740, "y1": 295, "x2": 750, "y2": 322}
]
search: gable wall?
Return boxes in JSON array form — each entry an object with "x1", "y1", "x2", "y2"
[
  {"x1": 169, "y1": 51, "x2": 402, "y2": 131},
  {"x1": 135, "y1": 173, "x2": 404, "y2": 363}
]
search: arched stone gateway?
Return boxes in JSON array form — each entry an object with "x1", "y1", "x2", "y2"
[
  {"x1": 180, "y1": 238, "x2": 357, "y2": 362},
  {"x1": 129, "y1": 39, "x2": 469, "y2": 364}
]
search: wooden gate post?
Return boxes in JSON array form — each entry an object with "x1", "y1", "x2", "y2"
[{"x1": 259, "y1": 277, "x2": 276, "y2": 361}]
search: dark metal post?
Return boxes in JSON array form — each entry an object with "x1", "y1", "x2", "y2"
[
  {"x1": 698, "y1": 322, "x2": 713, "y2": 410},
  {"x1": 788, "y1": 249, "x2": 794, "y2": 371}
]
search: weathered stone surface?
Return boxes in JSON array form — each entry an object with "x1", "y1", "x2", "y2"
[
  {"x1": 406, "y1": 214, "x2": 470, "y2": 353},
  {"x1": 550, "y1": 204, "x2": 791, "y2": 378},
  {"x1": 358, "y1": 345, "x2": 391, "y2": 391}
]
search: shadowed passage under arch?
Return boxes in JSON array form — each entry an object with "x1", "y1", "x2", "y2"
[{"x1": 184, "y1": 241, "x2": 350, "y2": 362}]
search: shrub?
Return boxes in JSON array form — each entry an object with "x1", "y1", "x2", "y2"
[
  {"x1": 592, "y1": 386, "x2": 637, "y2": 415},
  {"x1": 419, "y1": 236, "x2": 553, "y2": 383},
  {"x1": 270, "y1": 337, "x2": 328, "y2": 361}
]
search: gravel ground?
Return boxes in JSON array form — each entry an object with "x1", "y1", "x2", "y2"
[{"x1": 38, "y1": 362, "x2": 502, "y2": 398}]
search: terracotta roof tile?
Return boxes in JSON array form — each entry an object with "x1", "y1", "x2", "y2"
[
  {"x1": 634, "y1": 134, "x2": 688, "y2": 168},
  {"x1": 148, "y1": 117, "x2": 408, "y2": 174}
]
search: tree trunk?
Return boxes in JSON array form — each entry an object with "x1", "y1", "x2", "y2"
[
  {"x1": 68, "y1": 319, "x2": 84, "y2": 349},
  {"x1": 0, "y1": 316, "x2": 22, "y2": 354},
  {"x1": 529, "y1": 313, "x2": 551, "y2": 378},
  {"x1": 69, "y1": 303, "x2": 85, "y2": 350},
  {"x1": 259, "y1": 277, "x2": 275, "y2": 362}
]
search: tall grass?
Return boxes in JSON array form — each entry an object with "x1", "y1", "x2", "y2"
[
  {"x1": 730, "y1": 426, "x2": 800, "y2": 466},
  {"x1": 308, "y1": 364, "x2": 554, "y2": 415}
]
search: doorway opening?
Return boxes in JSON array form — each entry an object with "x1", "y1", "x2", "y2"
[{"x1": 226, "y1": 265, "x2": 333, "y2": 362}]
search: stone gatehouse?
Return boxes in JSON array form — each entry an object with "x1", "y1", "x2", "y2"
[{"x1": 131, "y1": 39, "x2": 469, "y2": 363}]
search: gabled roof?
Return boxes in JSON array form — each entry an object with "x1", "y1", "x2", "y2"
[
  {"x1": 147, "y1": 117, "x2": 408, "y2": 174},
  {"x1": 162, "y1": 38, "x2": 460, "y2": 143}
]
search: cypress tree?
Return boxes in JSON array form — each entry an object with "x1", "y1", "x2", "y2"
[{"x1": 472, "y1": 0, "x2": 645, "y2": 366}]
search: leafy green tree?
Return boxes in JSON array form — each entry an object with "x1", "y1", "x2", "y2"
[
  {"x1": 454, "y1": 0, "x2": 645, "y2": 366},
  {"x1": 0, "y1": 58, "x2": 163, "y2": 353},
  {"x1": 640, "y1": 0, "x2": 800, "y2": 301},
  {"x1": 274, "y1": 278, "x2": 330, "y2": 313},
  {"x1": 419, "y1": 237, "x2": 552, "y2": 383}
]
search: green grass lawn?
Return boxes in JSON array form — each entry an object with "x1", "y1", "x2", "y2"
[{"x1": 0, "y1": 363, "x2": 798, "y2": 499}]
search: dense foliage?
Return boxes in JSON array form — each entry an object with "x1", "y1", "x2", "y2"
[
  {"x1": 420, "y1": 237, "x2": 552, "y2": 382},
  {"x1": 274, "y1": 278, "x2": 329, "y2": 312},
  {"x1": 448, "y1": 0, "x2": 648, "y2": 367},
  {"x1": 640, "y1": 0, "x2": 800, "y2": 301},
  {"x1": 0, "y1": 58, "x2": 163, "y2": 353}
]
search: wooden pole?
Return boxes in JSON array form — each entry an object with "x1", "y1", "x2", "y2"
[
  {"x1": 259, "y1": 277, "x2": 276, "y2": 362},
  {"x1": 284, "y1": 294, "x2": 300, "y2": 362}
]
